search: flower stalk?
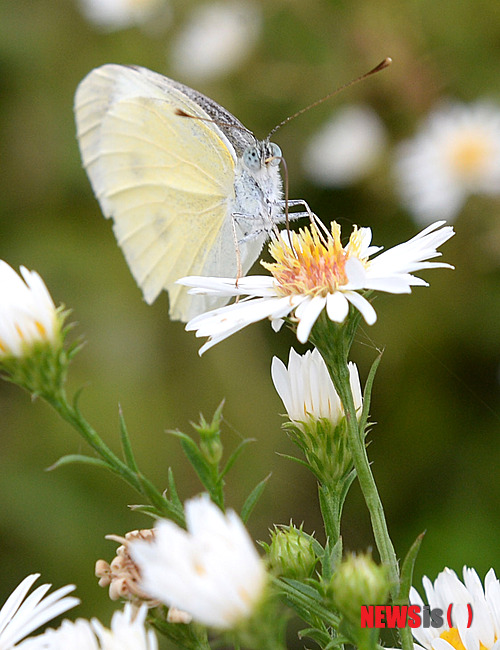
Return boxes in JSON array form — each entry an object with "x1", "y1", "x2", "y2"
[{"x1": 310, "y1": 311, "x2": 400, "y2": 600}]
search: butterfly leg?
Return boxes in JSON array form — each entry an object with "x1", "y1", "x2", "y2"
[{"x1": 230, "y1": 213, "x2": 243, "y2": 287}]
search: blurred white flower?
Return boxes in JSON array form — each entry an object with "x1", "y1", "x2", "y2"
[
  {"x1": 272, "y1": 348, "x2": 362, "y2": 426},
  {"x1": 303, "y1": 105, "x2": 387, "y2": 186},
  {"x1": 129, "y1": 494, "x2": 267, "y2": 629},
  {"x1": 169, "y1": 1, "x2": 261, "y2": 82},
  {"x1": 0, "y1": 574, "x2": 78, "y2": 649},
  {"x1": 179, "y1": 220, "x2": 454, "y2": 353},
  {"x1": 17, "y1": 604, "x2": 157, "y2": 650},
  {"x1": 78, "y1": 0, "x2": 168, "y2": 31},
  {"x1": 410, "y1": 566, "x2": 500, "y2": 650},
  {"x1": 92, "y1": 604, "x2": 157, "y2": 650},
  {"x1": 0, "y1": 261, "x2": 61, "y2": 358},
  {"x1": 394, "y1": 101, "x2": 500, "y2": 224}
]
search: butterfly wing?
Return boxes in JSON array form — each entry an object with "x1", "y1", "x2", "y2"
[{"x1": 75, "y1": 64, "x2": 251, "y2": 321}]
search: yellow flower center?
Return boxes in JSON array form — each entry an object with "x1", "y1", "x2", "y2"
[
  {"x1": 448, "y1": 131, "x2": 493, "y2": 180},
  {"x1": 263, "y1": 222, "x2": 367, "y2": 297},
  {"x1": 439, "y1": 627, "x2": 490, "y2": 650}
]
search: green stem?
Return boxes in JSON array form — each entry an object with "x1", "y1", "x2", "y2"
[
  {"x1": 45, "y1": 389, "x2": 185, "y2": 526},
  {"x1": 330, "y1": 362, "x2": 399, "y2": 598},
  {"x1": 318, "y1": 482, "x2": 342, "y2": 547}
]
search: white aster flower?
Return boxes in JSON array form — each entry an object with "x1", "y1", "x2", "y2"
[
  {"x1": 0, "y1": 261, "x2": 61, "y2": 358},
  {"x1": 78, "y1": 0, "x2": 168, "y2": 31},
  {"x1": 17, "y1": 604, "x2": 157, "y2": 650},
  {"x1": 169, "y1": 1, "x2": 261, "y2": 82},
  {"x1": 92, "y1": 604, "x2": 157, "y2": 650},
  {"x1": 410, "y1": 566, "x2": 500, "y2": 650},
  {"x1": 178, "y1": 220, "x2": 454, "y2": 353},
  {"x1": 394, "y1": 101, "x2": 500, "y2": 224},
  {"x1": 272, "y1": 348, "x2": 362, "y2": 426},
  {"x1": 0, "y1": 574, "x2": 78, "y2": 649},
  {"x1": 303, "y1": 105, "x2": 387, "y2": 186},
  {"x1": 129, "y1": 494, "x2": 268, "y2": 629}
]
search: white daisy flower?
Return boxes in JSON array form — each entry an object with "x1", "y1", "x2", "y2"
[
  {"x1": 0, "y1": 261, "x2": 61, "y2": 359},
  {"x1": 178, "y1": 220, "x2": 454, "y2": 354},
  {"x1": 410, "y1": 566, "x2": 500, "y2": 650},
  {"x1": 0, "y1": 574, "x2": 78, "y2": 649},
  {"x1": 78, "y1": 0, "x2": 168, "y2": 31},
  {"x1": 271, "y1": 348, "x2": 362, "y2": 426},
  {"x1": 129, "y1": 494, "x2": 268, "y2": 629},
  {"x1": 169, "y1": 1, "x2": 261, "y2": 82},
  {"x1": 17, "y1": 604, "x2": 157, "y2": 650},
  {"x1": 16, "y1": 619, "x2": 97, "y2": 650},
  {"x1": 394, "y1": 101, "x2": 500, "y2": 224},
  {"x1": 303, "y1": 105, "x2": 387, "y2": 186}
]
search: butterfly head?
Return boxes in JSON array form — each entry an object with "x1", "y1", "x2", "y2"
[{"x1": 242, "y1": 141, "x2": 282, "y2": 173}]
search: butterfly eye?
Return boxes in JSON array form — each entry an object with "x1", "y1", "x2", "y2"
[
  {"x1": 243, "y1": 146, "x2": 262, "y2": 172},
  {"x1": 267, "y1": 142, "x2": 282, "y2": 166}
]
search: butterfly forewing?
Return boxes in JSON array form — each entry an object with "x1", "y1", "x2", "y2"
[{"x1": 75, "y1": 64, "x2": 249, "y2": 320}]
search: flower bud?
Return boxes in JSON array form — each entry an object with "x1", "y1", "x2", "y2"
[
  {"x1": 331, "y1": 553, "x2": 390, "y2": 624},
  {"x1": 267, "y1": 524, "x2": 317, "y2": 579}
]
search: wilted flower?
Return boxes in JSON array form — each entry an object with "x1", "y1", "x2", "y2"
[
  {"x1": 394, "y1": 101, "x2": 500, "y2": 224},
  {"x1": 0, "y1": 574, "x2": 78, "y2": 649},
  {"x1": 179, "y1": 220, "x2": 454, "y2": 353},
  {"x1": 169, "y1": 1, "x2": 261, "y2": 82},
  {"x1": 95, "y1": 529, "x2": 159, "y2": 606},
  {"x1": 303, "y1": 105, "x2": 387, "y2": 186},
  {"x1": 129, "y1": 494, "x2": 268, "y2": 629}
]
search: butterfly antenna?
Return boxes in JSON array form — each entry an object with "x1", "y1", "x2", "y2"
[{"x1": 267, "y1": 57, "x2": 392, "y2": 139}]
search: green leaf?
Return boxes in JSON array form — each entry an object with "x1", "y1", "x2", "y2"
[
  {"x1": 170, "y1": 430, "x2": 214, "y2": 492},
  {"x1": 397, "y1": 531, "x2": 425, "y2": 603},
  {"x1": 359, "y1": 351, "x2": 382, "y2": 436},
  {"x1": 274, "y1": 577, "x2": 340, "y2": 628},
  {"x1": 167, "y1": 467, "x2": 183, "y2": 511},
  {"x1": 118, "y1": 404, "x2": 139, "y2": 472},
  {"x1": 240, "y1": 473, "x2": 271, "y2": 523},
  {"x1": 46, "y1": 454, "x2": 109, "y2": 471},
  {"x1": 220, "y1": 438, "x2": 255, "y2": 479}
]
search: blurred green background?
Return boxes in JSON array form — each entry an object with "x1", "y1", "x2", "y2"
[{"x1": 1, "y1": 0, "x2": 500, "y2": 647}]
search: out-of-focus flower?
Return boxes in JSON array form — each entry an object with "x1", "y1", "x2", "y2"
[
  {"x1": 0, "y1": 261, "x2": 61, "y2": 359},
  {"x1": 410, "y1": 567, "x2": 500, "y2": 650},
  {"x1": 169, "y1": 1, "x2": 261, "y2": 82},
  {"x1": 303, "y1": 105, "x2": 387, "y2": 186},
  {"x1": 179, "y1": 220, "x2": 454, "y2": 353},
  {"x1": 0, "y1": 574, "x2": 78, "y2": 649},
  {"x1": 394, "y1": 101, "x2": 500, "y2": 224},
  {"x1": 77, "y1": 0, "x2": 168, "y2": 31},
  {"x1": 129, "y1": 494, "x2": 267, "y2": 629},
  {"x1": 17, "y1": 604, "x2": 157, "y2": 650},
  {"x1": 271, "y1": 348, "x2": 362, "y2": 427}
]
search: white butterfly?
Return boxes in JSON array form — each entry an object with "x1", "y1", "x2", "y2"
[{"x1": 74, "y1": 64, "x2": 309, "y2": 321}]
